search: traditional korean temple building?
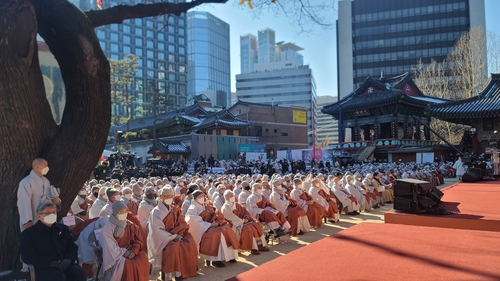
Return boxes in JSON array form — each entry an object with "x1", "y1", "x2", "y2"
[
  {"x1": 113, "y1": 103, "x2": 250, "y2": 159},
  {"x1": 425, "y1": 74, "x2": 500, "y2": 155},
  {"x1": 322, "y1": 73, "x2": 453, "y2": 162}
]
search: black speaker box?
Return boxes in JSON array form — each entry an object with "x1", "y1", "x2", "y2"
[
  {"x1": 394, "y1": 179, "x2": 442, "y2": 213},
  {"x1": 462, "y1": 171, "x2": 482, "y2": 183}
]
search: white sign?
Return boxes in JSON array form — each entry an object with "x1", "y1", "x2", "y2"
[
  {"x1": 62, "y1": 215, "x2": 76, "y2": 226},
  {"x1": 291, "y1": 149, "x2": 303, "y2": 160},
  {"x1": 422, "y1": 152, "x2": 435, "y2": 163}
]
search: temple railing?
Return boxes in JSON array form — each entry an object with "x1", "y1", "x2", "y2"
[{"x1": 330, "y1": 139, "x2": 439, "y2": 149}]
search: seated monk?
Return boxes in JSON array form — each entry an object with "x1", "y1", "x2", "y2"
[
  {"x1": 290, "y1": 179, "x2": 326, "y2": 228},
  {"x1": 121, "y1": 187, "x2": 139, "y2": 215},
  {"x1": 269, "y1": 180, "x2": 310, "y2": 236},
  {"x1": 147, "y1": 187, "x2": 198, "y2": 280},
  {"x1": 221, "y1": 190, "x2": 269, "y2": 255},
  {"x1": 98, "y1": 201, "x2": 149, "y2": 281},
  {"x1": 70, "y1": 185, "x2": 92, "y2": 221},
  {"x1": 246, "y1": 183, "x2": 291, "y2": 237},
  {"x1": 185, "y1": 191, "x2": 239, "y2": 268},
  {"x1": 309, "y1": 178, "x2": 339, "y2": 223}
]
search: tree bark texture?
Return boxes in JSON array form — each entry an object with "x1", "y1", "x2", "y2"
[
  {"x1": 0, "y1": 0, "x2": 226, "y2": 271},
  {"x1": 0, "y1": 0, "x2": 110, "y2": 270}
]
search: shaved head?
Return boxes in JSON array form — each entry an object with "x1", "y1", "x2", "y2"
[{"x1": 32, "y1": 158, "x2": 47, "y2": 169}]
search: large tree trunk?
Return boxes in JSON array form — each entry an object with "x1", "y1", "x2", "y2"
[
  {"x1": 0, "y1": 0, "x2": 110, "y2": 270},
  {"x1": 0, "y1": 0, "x2": 227, "y2": 271}
]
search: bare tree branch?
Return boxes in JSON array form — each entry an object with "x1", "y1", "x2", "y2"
[
  {"x1": 86, "y1": 0, "x2": 228, "y2": 28},
  {"x1": 247, "y1": 0, "x2": 335, "y2": 33}
]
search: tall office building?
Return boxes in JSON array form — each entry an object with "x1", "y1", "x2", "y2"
[
  {"x1": 240, "y1": 34, "x2": 258, "y2": 74},
  {"x1": 187, "y1": 11, "x2": 231, "y2": 107},
  {"x1": 70, "y1": 0, "x2": 188, "y2": 115},
  {"x1": 316, "y1": 96, "x2": 338, "y2": 146},
  {"x1": 337, "y1": 0, "x2": 486, "y2": 98},
  {"x1": 258, "y1": 28, "x2": 276, "y2": 63},
  {"x1": 236, "y1": 62, "x2": 317, "y2": 147}
]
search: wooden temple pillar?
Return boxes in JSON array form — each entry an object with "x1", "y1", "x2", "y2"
[
  {"x1": 414, "y1": 124, "x2": 421, "y2": 140},
  {"x1": 352, "y1": 119, "x2": 360, "y2": 142},
  {"x1": 424, "y1": 118, "x2": 431, "y2": 140},
  {"x1": 363, "y1": 124, "x2": 371, "y2": 141}
]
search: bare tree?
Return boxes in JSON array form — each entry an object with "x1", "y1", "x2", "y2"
[{"x1": 413, "y1": 27, "x2": 500, "y2": 145}]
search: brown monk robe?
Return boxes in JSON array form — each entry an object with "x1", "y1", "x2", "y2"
[
  {"x1": 299, "y1": 192, "x2": 326, "y2": 228},
  {"x1": 115, "y1": 220, "x2": 150, "y2": 281},
  {"x1": 161, "y1": 206, "x2": 199, "y2": 278},
  {"x1": 173, "y1": 194, "x2": 184, "y2": 207},
  {"x1": 256, "y1": 197, "x2": 289, "y2": 226},
  {"x1": 126, "y1": 199, "x2": 139, "y2": 216},
  {"x1": 318, "y1": 189, "x2": 339, "y2": 218},
  {"x1": 199, "y1": 206, "x2": 240, "y2": 257},
  {"x1": 284, "y1": 191, "x2": 307, "y2": 236},
  {"x1": 127, "y1": 212, "x2": 148, "y2": 254},
  {"x1": 232, "y1": 203, "x2": 264, "y2": 250}
]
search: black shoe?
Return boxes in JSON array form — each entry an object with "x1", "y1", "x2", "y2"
[
  {"x1": 328, "y1": 219, "x2": 336, "y2": 223},
  {"x1": 347, "y1": 212, "x2": 357, "y2": 215},
  {"x1": 297, "y1": 230, "x2": 305, "y2": 235},
  {"x1": 228, "y1": 259, "x2": 237, "y2": 263},
  {"x1": 212, "y1": 261, "x2": 225, "y2": 267},
  {"x1": 353, "y1": 211, "x2": 360, "y2": 215}
]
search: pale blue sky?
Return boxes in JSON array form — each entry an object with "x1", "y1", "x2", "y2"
[{"x1": 192, "y1": 0, "x2": 500, "y2": 97}]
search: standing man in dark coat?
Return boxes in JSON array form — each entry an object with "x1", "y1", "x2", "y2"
[{"x1": 20, "y1": 202, "x2": 86, "y2": 281}]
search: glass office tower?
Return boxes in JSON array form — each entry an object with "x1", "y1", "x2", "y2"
[
  {"x1": 70, "y1": 0, "x2": 188, "y2": 115},
  {"x1": 187, "y1": 11, "x2": 231, "y2": 107},
  {"x1": 337, "y1": 0, "x2": 486, "y2": 98}
]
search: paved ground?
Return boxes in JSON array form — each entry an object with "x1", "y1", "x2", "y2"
[{"x1": 149, "y1": 178, "x2": 460, "y2": 281}]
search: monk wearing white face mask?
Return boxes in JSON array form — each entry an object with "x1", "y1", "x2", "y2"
[
  {"x1": 17, "y1": 158, "x2": 61, "y2": 231},
  {"x1": 99, "y1": 201, "x2": 149, "y2": 281}
]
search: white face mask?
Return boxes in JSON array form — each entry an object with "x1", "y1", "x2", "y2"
[
  {"x1": 43, "y1": 213, "x2": 57, "y2": 225},
  {"x1": 114, "y1": 194, "x2": 122, "y2": 201},
  {"x1": 79, "y1": 190, "x2": 87, "y2": 196},
  {"x1": 41, "y1": 167, "x2": 50, "y2": 175},
  {"x1": 117, "y1": 213, "x2": 127, "y2": 221},
  {"x1": 164, "y1": 198, "x2": 173, "y2": 205},
  {"x1": 197, "y1": 197, "x2": 205, "y2": 205},
  {"x1": 229, "y1": 197, "x2": 235, "y2": 203},
  {"x1": 124, "y1": 194, "x2": 132, "y2": 200}
]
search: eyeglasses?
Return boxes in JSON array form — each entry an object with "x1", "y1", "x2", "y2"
[{"x1": 39, "y1": 212, "x2": 56, "y2": 215}]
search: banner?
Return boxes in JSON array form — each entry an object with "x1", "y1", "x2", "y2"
[
  {"x1": 276, "y1": 150, "x2": 287, "y2": 160},
  {"x1": 238, "y1": 143, "x2": 266, "y2": 153},
  {"x1": 293, "y1": 110, "x2": 307, "y2": 124},
  {"x1": 291, "y1": 149, "x2": 303, "y2": 160}
]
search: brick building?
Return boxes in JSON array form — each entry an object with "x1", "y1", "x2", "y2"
[{"x1": 229, "y1": 101, "x2": 308, "y2": 158}]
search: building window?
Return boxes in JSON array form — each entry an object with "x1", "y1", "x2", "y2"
[
  {"x1": 227, "y1": 129, "x2": 234, "y2": 136},
  {"x1": 255, "y1": 125, "x2": 262, "y2": 136},
  {"x1": 281, "y1": 132, "x2": 288, "y2": 136},
  {"x1": 274, "y1": 129, "x2": 278, "y2": 133},
  {"x1": 235, "y1": 109, "x2": 242, "y2": 115},
  {"x1": 483, "y1": 118, "x2": 494, "y2": 131},
  {"x1": 265, "y1": 128, "x2": 269, "y2": 133}
]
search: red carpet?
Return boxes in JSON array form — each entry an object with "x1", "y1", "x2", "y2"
[
  {"x1": 385, "y1": 181, "x2": 500, "y2": 231},
  {"x1": 227, "y1": 223, "x2": 500, "y2": 281}
]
